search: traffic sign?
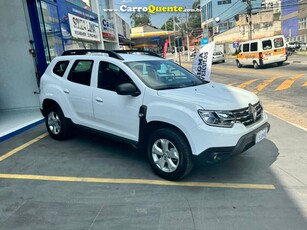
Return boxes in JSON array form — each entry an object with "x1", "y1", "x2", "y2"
[{"x1": 201, "y1": 38, "x2": 208, "y2": 45}]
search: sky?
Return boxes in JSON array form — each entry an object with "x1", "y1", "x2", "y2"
[{"x1": 114, "y1": 0, "x2": 198, "y2": 28}]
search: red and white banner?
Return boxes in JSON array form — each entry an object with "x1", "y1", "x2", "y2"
[
  {"x1": 162, "y1": 39, "x2": 170, "y2": 58},
  {"x1": 192, "y1": 42, "x2": 215, "y2": 82}
]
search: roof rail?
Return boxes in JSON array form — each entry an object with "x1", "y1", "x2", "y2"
[
  {"x1": 61, "y1": 49, "x2": 124, "y2": 60},
  {"x1": 113, "y1": 50, "x2": 162, "y2": 58}
]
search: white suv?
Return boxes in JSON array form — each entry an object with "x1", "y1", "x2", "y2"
[{"x1": 39, "y1": 49, "x2": 270, "y2": 180}]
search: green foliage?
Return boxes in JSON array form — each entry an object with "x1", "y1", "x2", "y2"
[
  {"x1": 161, "y1": 16, "x2": 180, "y2": 31},
  {"x1": 188, "y1": 0, "x2": 201, "y2": 29},
  {"x1": 130, "y1": 12, "x2": 152, "y2": 27}
]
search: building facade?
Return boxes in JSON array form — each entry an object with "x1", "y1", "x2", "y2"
[
  {"x1": 298, "y1": 0, "x2": 307, "y2": 42},
  {"x1": 281, "y1": 0, "x2": 299, "y2": 42},
  {"x1": 200, "y1": 0, "x2": 262, "y2": 40},
  {"x1": 0, "y1": 0, "x2": 124, "y2": 113}
]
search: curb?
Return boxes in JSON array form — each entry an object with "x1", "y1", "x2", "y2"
[{"x1": 0, "y1": 119, "x2": 45, "y2": 143}]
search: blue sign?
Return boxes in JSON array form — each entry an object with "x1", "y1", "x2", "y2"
[
  {"x1": 201, "y1": 38, "x2": 208, "y2": 45},
  {"x1": 233, "y1": 41, "x2": 240, "y2": 48}
]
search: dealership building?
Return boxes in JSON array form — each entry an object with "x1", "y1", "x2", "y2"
[{"x1": 0, "y1": 0, "x2": 130, "y2": 140}]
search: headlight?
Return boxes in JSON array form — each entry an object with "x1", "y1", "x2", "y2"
[{"x1": 198, "y1": 110, "x2": 236, "y2": 128}]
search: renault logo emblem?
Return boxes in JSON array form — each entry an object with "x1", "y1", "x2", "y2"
[{"x1": 248, "y1": 103, "x2": 257, "y2": 122}]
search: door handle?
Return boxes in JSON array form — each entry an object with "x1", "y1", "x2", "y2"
[
  {"x1": 63, "y1": 89, "x2": 70, "y2": 94},
  {"x1": 95, "y1": 97, "x2": 103, "y2": 103}
]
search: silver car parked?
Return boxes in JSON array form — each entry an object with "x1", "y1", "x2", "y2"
[{"x1": 212, "y1": 51, "x2": 225, "y2": 63}]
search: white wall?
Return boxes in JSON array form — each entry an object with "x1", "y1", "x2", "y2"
[{"x1": 0, "y1": 1, "x2": 39, "y2": 111}]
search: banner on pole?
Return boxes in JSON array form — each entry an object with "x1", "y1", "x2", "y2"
[
  {"x1": 192, "y1": 42, "x2": 215, "y2": 82},
  {"x1": 162, "y1": 39, "x2": 170, "y2": 58}
]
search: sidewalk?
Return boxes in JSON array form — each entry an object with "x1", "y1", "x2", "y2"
[{"x1": 0, "y1": 108, "x2": 44, "y2": 142}]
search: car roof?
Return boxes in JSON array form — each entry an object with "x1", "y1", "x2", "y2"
[{"x1": 53, "y1": 52, "x2": 164, "y2": 63}]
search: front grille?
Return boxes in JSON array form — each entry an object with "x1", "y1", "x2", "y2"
[{"x1": 232, "y1": 101, "x2": 263, "y2": 126}]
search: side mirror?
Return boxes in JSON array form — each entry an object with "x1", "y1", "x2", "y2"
[{"x1": 116, "y1": 83, "x2": 140, "y2": 96}]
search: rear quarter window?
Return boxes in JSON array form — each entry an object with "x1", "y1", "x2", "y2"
[
  {"x1": 53, "y1": 61, "x2": 69, "y2": 77},
  {"x1": 262, "y1": 40, "x2": 272, "y2": 50}
]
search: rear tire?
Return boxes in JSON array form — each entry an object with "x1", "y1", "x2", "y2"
[
  {"x1": 277, "y1": 61, "x2": 283, "y2": 66},
  {"x1": 147, "y1": 128, "x2": 193, "y2": 181},
  {"x1": 253, "y1": 61, "x2": 259, "y2": 69},
  {"x1": 236, "y1": 60, "x2": 242, "y2": 68},
  {"x1": 45, "y1": 106, "x2": 70, "y2": 140}
]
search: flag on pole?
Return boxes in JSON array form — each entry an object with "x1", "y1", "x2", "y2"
[
  {"x1": 162, "y1": 39, "x2": 170, "y2": 58},
  {"x1": 192, "y1": 42, "x2": 215, "y2": 82}
]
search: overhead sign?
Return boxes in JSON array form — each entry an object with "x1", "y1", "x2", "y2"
[
  {"x1": 201, "y1": 37, "x2": 208, "y2": 45},
  {"x1": 102, "y1": 18, "x2": 116, "y2": 42},
  {"x1": 233, "y1": 41, "x2": 239, "y2": 48},
  {"x1": 68, "y1": 13, "x2": 100, "y2": 42}
]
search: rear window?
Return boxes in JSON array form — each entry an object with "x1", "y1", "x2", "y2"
[
  {"x1": 53, "y1": 61, "x2": 69, "y2": 77},
  {"x1": 274, "y1": 37, "x2": 284, "y2": 48},
  {"x1": 68, "y1": 60, "x2": 93, "y2": 86}
]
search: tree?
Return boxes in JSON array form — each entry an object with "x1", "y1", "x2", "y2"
[
  {"x1": 130, "y1": 12, "x2": 152, "y2": 27},
  {"x1": 161, "y1": 16, "x2": 180, "y2": 31},
  {"x1": 188, "y1": 0, "x2": 201, "y2": 29}
]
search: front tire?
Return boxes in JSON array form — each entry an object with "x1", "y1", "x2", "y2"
[
  {"x1": 45, "y1": 106, "x2": 70, "y2": 140},
  {"x1": 147, "y1": 128, "x2": 193, "y2": 181}
]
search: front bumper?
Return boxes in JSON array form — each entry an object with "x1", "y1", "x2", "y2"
[{"x1": 194, "y1": 122, "x2": 270, "y2": 163}]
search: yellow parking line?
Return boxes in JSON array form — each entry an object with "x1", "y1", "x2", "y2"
[
  {"x1": 275, "y1": 74, "x2": 304, "y2": 91},
  {"x1": 227, "y1": 82, "x2": 237, "y2": 86},
  {"x1": 303, "y1": 82, "x2": 307, "y2": 87},
  {"x1": 0, "y1": 173, "x2": 275, "y2": 189},
  {"x1": 236, "y1": 79, "x2": 259, "y2": 89},
  {"x1": 0, "y1": 133, "x2": 48, "y2": 162}
]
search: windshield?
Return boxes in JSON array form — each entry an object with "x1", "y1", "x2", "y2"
[{"x1": 125, "y1": 60, "x2": 206, "y2": 90}]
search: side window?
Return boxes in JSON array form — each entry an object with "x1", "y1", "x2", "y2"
[
  {"x1": 250, "y1": 42, "x2": 258, "y2": 52},
  {"x1": 274, "y1": 37, "x2": 284, "y2": 48},
  {"x1": 98, "y1": 61, "x2": 132, "y2": 91},
  {"x1": 67, "y1": 60, "x2": 93, "y2": 86},
  {"x1": 243, "y1": 44, "x2": 249, "y2": 52},
  {"x1": 53, "y1": 61, "x2": 69, "y2": 77},
  {"x1": 262, "y1": 40, "x2": 272, "y2": 50}
]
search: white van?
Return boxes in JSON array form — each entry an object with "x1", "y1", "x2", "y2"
[{"x1": 236, "y1": 35, "x2": 287, "y2": 69}]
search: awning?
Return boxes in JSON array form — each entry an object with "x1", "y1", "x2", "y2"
[
  {"x1": 131, "y1": 31, "x2": 175, "y2": 39},
  {"x1": 118, "y1": 36, "x2": 135, "y2": 46}
]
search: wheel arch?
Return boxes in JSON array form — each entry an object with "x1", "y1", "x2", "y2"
[
  {"x1": 42, "y1": 99, "x2": 61, "y2": 117},
  {"x1": 139, "y1": 121, "x2": 192, "y2": 153}
]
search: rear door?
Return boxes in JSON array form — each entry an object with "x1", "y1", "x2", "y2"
[{"x1": 62, "y1": 59, "x2": 94, "y2": 126}]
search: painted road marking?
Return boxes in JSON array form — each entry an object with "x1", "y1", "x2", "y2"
[
  {"x1": 0, "y1": 173, "x2": 275, "y2": 190},
  {"x1": 303, "y1": 82, "x2": 307, "y2": 87},
  {"x1": 236, "y1": 79, "x2": 259, "y2": 89},
  {"x1": 227, "y1": 82, "x2": 237, "y2": 86},
  {"x1": 255, "y1": 76, "x2": 282, "y2": 92},
  {"x1": 213, "y1": 66, "x2": 284, "y2": 76},
  {"x1": 275, "y1": 74, "x2": 304, "y2": 91},
  {"x1": 0, "y1": 133, "x2": 48, "y2": 162}
]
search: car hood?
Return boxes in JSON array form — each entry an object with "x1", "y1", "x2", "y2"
[{"x1": 157, "y1": 82, "x2": 259, "y2": 110}]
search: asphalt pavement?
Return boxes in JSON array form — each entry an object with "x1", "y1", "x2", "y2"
[{"x1": 0, "y1": 113, "x2": 306, "y2": 229}]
